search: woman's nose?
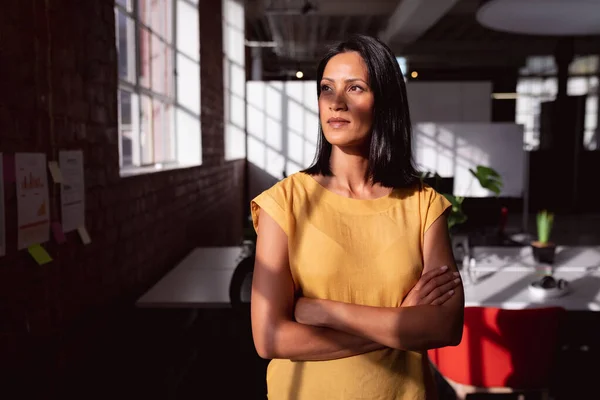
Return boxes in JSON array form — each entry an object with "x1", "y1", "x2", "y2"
[{"x1": 329, "y1": 93, "x2": 348, "y2": 111}]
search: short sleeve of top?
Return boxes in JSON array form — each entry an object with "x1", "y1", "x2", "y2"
[
  {"x1": 250, "y1": 178, "x2": 291, "y2": 237},
  {"x1": 420, "y1": 183, "x2": 452, "y2": 234}
]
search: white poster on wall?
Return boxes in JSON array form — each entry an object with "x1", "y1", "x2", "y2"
[
  {"x1": 16, "y1": 153, "x2": 50, "y2": 249},
  {"x1": 60, "y1": 150, "x2": 85, "y2": 233},
  {"x1": 0, "y1": 153, "x2": 5, "y2": 257}
]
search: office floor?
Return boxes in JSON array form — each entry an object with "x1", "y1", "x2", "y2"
[{"x1": 8, "y1": 302, "x2": 594, "y2": 400}]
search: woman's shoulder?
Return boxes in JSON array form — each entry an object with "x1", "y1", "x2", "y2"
[
  {"x1": 394, "y1": 180, "x2": 439, "y2": 200},
  {"x1": 253, "y1": 172, "x2": 308, "y2": 203}
]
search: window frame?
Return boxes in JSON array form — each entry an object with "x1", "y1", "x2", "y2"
[
  {"x1": 516, "y1": 55, "x2": 599, "y2": 151},
  {"x1": 115, "y1": 0, "x2": 202, "y2": 174}
]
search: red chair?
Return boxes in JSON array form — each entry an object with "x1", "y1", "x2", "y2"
[{"x1": 428, "y1": 307, "x2": 565, "y2": 399}]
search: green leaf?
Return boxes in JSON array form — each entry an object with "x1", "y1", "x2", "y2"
[
  {"x1": 469, "y1": 166, "x2": 503, "y2": 197},
  {"x1": 536, "y1": 210, "x2": 554, "y2": 243},
  {"x1": 443, "y1": 193, "x2": 467, "y2": 230}
]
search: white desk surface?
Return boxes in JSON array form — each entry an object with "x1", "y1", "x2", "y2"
[
  {"x1": 136, "y1": 246, "x2": 245, "y2": 308},
  {"x1": 136, "y1": 245, "x2": 600, "y2": 310},
  {"x1": 470, "y1": 245, "x2": 600, "y2": 271},
  {"x1": 464, "y1": 245, "x2": 600, "y2": 311}
]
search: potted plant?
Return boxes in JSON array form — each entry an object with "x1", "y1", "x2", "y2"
[{"x1": 531, "y1": 210, "x2": 556, "y2": 264}]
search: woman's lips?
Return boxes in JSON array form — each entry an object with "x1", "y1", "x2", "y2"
[{"x1": 328, "y1": 118, "x2": 350, "y2": 128}]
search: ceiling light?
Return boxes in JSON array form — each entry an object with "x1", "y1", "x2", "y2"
[
  {"x1": 411, "y1": 71, "x2": 418, "y2": 78},
  {"x1": 476, "y1": 0, "x2": 600, "y2": 36},
  {"x1": 296, "y1": 71, "x2": 304, "y2": 79}
]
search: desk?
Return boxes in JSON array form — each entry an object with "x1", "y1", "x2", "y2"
[
  {"x1": 136, "y1": 246, "x2": 245, "y2": 308},
  {"x1": 463, "y1": 268, "x2": 600, "y2": 311},
  {"x1": 463, "y1": 246, "x2": 600, "y2": 311},
  {"x1": 470, "y1": 245, "x2": 600, "y2": 271}
]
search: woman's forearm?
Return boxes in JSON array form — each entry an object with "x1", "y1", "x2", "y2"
[
  {"x1": 314, "y1": 300, "x2": 462, "y2": 351},
  {"x1": 255, "y1": 319, "x2": 384, "y2": 361}
]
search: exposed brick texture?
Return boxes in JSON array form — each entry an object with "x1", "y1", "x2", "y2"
[{"x1": 0, "y1": 0, "x2": 244, "y2": 394}]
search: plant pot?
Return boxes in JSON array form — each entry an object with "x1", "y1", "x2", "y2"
[{"x1": 531, "y1": 241, "x2": 557, "y2": 264}]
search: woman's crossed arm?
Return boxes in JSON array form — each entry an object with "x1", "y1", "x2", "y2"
[
  {"x1": 294, "y1": 212, "x2": 465, "y2": 352},
  {"x1": 250, "y1": 210, "x2": 461, "y2": 361}
]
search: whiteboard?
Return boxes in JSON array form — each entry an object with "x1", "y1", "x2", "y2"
[{"x1": 413, "y1": 123, "x2": 526, "y2": 197}]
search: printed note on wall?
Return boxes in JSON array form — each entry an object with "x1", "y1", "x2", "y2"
[
  {"x1": 59, "y1": 150, "x2": 85, "y2": 233},
  {"x1": 16, "y1": 153, "x2": 50, "y2": 249},
  {"x1": 0, "y1": 153, "x2": 5, "y2": 257}
]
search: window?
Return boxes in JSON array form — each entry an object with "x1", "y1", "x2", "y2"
[
  {"x1": 516, "y1": 77, "x2": 557, "y2": 150},
  {"x1": 115, "y1": 0, "x2": 201, "y2": 172},
  {"x1": 223, "y1": 0, "x2": 246, "y2": 161},
  {"x1": 516, "y1": 55, "x2": 598, "y2": 151}
]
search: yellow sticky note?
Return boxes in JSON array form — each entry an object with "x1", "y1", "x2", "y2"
[
  {"x1": 77, "y1": 226, "x2": 91, "y2": 245},
  {"x1": 28, "y1": 244, "x2": 53, "y2": 265},
  {"x1": 48, "y1": 161, "x2": 63, "y2": 183}
]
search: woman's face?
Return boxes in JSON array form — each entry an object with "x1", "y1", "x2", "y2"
[{"x1": 318, "y1": 51, "x2": 374, "y2": 149}]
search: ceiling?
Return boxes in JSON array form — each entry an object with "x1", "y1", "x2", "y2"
[{"x1": 245, "y1": 0, "x2": 600, "y2": 79}]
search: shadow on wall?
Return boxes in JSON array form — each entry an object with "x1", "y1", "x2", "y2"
[{"x1": 246, "y1": 80, "x2": 320, "y2": 197}]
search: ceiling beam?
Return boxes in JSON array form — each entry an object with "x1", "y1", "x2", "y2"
[{"x1": 379, "y1": 0, "x2": 460, "y2": 44}]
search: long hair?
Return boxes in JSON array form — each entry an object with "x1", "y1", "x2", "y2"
[{"x1": 303, "y1": 34, "x2": 419, "y2": 188}]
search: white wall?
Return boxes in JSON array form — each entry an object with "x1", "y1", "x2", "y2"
[
  {"x1": 414, "y1": 122, "x2": 525, "y2": 197},
  {"x1": 406, "y1": 82, "x2": 492, "y2": 123}
]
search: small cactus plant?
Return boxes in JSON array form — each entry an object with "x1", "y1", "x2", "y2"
[{"x1": 536, "y1": 210, "x2": 554, "y2": 245}]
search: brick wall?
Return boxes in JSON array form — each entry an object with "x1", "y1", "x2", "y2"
[{"x1": 0, "y1": 0, "x2": 244, "y2": 392}]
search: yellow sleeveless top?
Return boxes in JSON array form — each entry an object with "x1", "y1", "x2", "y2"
[{"x1": 251, "y1": 172, "x2": 451, "y2": 400}]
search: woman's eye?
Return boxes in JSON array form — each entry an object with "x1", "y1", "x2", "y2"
[
  {"x1": 350, "y1": 85, "x2": 363, "y2": 92},
  {"x1": 320, "y1": 85, "x2": 331, "y2": 92}
]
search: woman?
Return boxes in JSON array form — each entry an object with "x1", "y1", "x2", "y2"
[{"x1": 250, "y1": 34, "x2": 464, "y2": 399}]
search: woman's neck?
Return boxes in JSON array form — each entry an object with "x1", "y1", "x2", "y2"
[{"x1": 328, "y1": 145, "x2": 372, "y2": 192}]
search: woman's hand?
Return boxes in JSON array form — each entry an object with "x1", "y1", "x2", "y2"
[
  {"x1": 295, "y1": 297, "x2": 330, "y2": 327},
  {"x1": 295, "y1": 265, "x2": 461, "y2": 326},
  {"x1": 401, "y1": 265, "x2": 461, "y2": 307}
]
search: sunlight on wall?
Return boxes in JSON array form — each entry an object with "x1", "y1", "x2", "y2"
[
  {"x1": 414, "y1": 123, "x2": 525, "y2": 197},
  {"x1": 247, "y1": 80, "x2": 319, "y2": 179}
]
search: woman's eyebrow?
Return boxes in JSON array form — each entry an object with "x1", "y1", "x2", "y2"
[{"x1": 321, "y1": 77, "x2": 368, "y2": 84}]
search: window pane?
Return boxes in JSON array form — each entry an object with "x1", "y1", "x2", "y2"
[
  {"x1": 151, "y1": 34, "x2": 173, "y2": 96},
  {"x1": 230, "y1": 62, "x2": 245, "y2": 97},
  {"x1": 177, "y1": 0, "x2": 199, "y2": 61},
  {"x1": 139, "y1": 26, "x2": 152, "y2": 88},
  {"x1": 119, "y1": 90, "x2": 137, "y2": 167},
  {"x1": 226, "y1": 27, "x2": 244, "y2": 65},
  {"x1": 140, "y1": 95, "x2": 155, "y2": 165},
  {"x1": 230, "y1": 93, "x2": 245, "y2": 128},
  {"x1": 585, "y1": 96, "x2": 597, "y2": 130},
  {"x1": 116, "y1": 10, "x2": 136, "y2": 82},
  {"x1": 224, "y1": 0, "x2": 244, "y2": 31},
  {"x1": 568, "y1": 77, "x2": 588, "y2": 96},
  {"x1": 176, "y1": 108, "x2": 201, "y2": 165},
  {"x1": 116, "y1": 0, "x2": 132, "y2": 11},
  {"x1": 176, "y1": 53, "x2": 200, "y2": 114},
  {"x1": 138, "y1": 0, "x2": 173, "y2": 42},
  {"x1": 152, "y1": 101, "x2": 176, "y2": 163}
]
